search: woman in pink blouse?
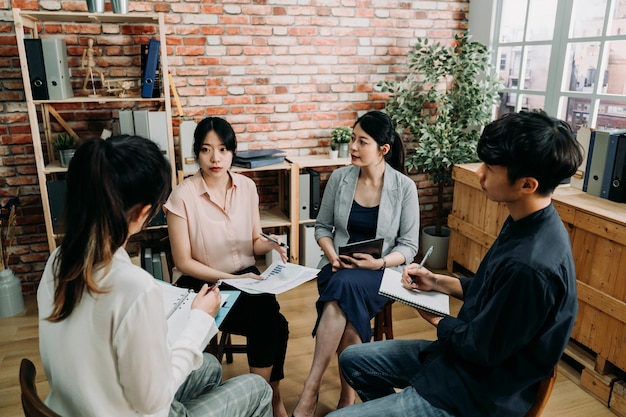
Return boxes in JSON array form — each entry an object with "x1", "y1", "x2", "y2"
[{"x1": 165, "y1": 117, "x2": 290, "y2": 417}]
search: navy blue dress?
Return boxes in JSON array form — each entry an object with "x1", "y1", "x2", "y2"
[{"x1": 313, "y1": 201, "x2": 389, "y2": 342}]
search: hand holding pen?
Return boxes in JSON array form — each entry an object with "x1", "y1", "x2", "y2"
[
  {"x1": 260, "y1": 232, "x2": 289, "y2": 249},
  {"x1": 260, "y1": 232, "x2": 289, "y2": 263},
  {"x1": 402, "y1": 246, "x2": 435, "y2": 290}
]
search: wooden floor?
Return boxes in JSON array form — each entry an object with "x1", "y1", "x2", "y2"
[{"x1": 0, "y1": 279, "x2": 617, "y2": 417}]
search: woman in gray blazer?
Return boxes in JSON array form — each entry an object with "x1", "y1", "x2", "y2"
[{"x1": 293, "y1": 111, "x2": 419, "y2": 417}]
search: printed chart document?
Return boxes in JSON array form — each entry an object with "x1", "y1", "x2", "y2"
[
  {"x1": 226, "y1": 262, "x2": 319, "y2": 294},
  {"x1": 157, "y1": 280, "x2": 240, "y2": 344},
  {"x1": 378, "y1": 268, "x2": 450, "y2": 316}
]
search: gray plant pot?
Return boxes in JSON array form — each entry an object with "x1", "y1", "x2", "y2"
[
  {"x1": 338, "y1": 143, "x2": 349, "y2": 158},
  {"x1": 420, "y1": 226, "x2": 450, "y2": 270},
  {"x1": 59, "y1": 149, "x2": 76, "y2": 168}
]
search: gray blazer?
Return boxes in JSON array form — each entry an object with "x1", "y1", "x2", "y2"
[{"x1": 314, "y1": 163, "x2": 420, "y2": 269}]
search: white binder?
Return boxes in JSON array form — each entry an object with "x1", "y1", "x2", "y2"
[{"x1": 41, "y1": 39, "x2": 73, "y2": 100}]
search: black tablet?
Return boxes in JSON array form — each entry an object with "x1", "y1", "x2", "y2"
[{"x1": 338, "y1": 238, "x2": 384, "y2": 259}]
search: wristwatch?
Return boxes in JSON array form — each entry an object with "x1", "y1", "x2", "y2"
[{"x1": 379, "y1": 256, "x2": 386, "y2": 270}]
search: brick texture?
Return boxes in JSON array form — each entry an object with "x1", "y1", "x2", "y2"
[{"x1": 1, "y1": 0, "x2": 468, "y2": 293}]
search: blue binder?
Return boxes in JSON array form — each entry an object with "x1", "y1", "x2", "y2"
[{"x1": 141, "y1": 39, "x2": 160, "y2": 98}]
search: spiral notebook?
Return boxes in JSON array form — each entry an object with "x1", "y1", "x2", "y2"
[
  {"x1": 378, "y1": 268, "x2": 450, "y2": 317},
  {"x1": 157, "y1": 281, "x2": 239, "y2": 344}
]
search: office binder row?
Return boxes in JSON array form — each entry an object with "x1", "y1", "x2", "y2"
[
  {"x1": 24, "y1": 38, "x2": 74, "y2": 100},
  {"x1": 24, "y1": 37, "x2": 160, "y2": 100},
  {"x1": 582, "y1": 128, "x2": 626, "y2": 203}
]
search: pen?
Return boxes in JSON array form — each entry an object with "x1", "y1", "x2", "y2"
[
  {"x1": 260, "y1": 232, "x2": 289, "y2": 250},
  {"x1": 411, "y1": 246, "x2": 434, "y2": 283},
  {"x1": 207, "y1": 280, "x2": 222, "y2": 292}
]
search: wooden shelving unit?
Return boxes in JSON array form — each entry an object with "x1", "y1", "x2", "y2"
[{"x1": 13, "y1": 9, "x2": 175, "y2": 252}]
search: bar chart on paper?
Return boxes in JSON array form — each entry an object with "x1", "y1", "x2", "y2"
[{"x1": 226, "y1": 262, "x2": 319, "y2": 294}]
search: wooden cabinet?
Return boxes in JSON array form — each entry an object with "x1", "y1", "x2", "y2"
[
  {"x1": 13, "y1": 9, "x2": 175, "y2": 252},
  {"x1": 448, "y1": 163, "x2": 626, "y2": 372}
]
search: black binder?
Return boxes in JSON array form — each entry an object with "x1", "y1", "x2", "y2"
[
  {"x1": 307, "y1": 168, "x2": 320, "y2": 219},
  {"x1": 608, "y1": 134, "x2": 626, "y2": 203},
  {"x1": 141, "y1": 39, "x2": 160, "y2": 98},
  {"x1": 46, "y1": 180, "x2": 66, "y2": 234},
  {"x1": 24, "y1": 39, "x2": 49, "y2": 100}
]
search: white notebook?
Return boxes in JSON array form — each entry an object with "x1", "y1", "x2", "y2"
[
  {"x1": 157, "y1": 281, "x2": 232, "y2": 344},
  {"x1": 378, "y1": 268, "x2": 450, "y2": 317}
]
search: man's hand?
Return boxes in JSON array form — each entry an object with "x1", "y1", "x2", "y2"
[{"x1": 402, "y1": 263, "x2": 436, "y2": 291}]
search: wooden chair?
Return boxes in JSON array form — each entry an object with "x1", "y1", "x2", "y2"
[
  {"x1": 373, "y1": 300, "x2": 394, "y2": 341},
  {"x1": 206, "y1": 331, "x2": 247, "y2": 364},
  {"x1": 19, "y1": 358, "x2": 62, "y2": 417},
  {"x1": 524, "y1": 364, "x2": 558, "y2": 417}
]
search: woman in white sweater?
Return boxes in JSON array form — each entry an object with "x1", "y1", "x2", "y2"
[{"x1": 37, "y1": 135, "x2": 272, "y2": 417}]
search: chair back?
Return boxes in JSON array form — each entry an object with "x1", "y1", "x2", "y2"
[
  {"x1": 525, "y1": 364, "x2": 558, "y2": 417},
  {"x1": 19, "y1": 358, "x2": 62, "y2": 417}
]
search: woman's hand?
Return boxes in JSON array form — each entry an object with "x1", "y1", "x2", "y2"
[
  {"x1": 191, "y1": 283, "x2": 221, "y2": 318},
  {"x1": 229, "y1": 272, "x2": 264, "y2": 280},
  {"x1": 338, "y1": 252, "x2": 381, "y2": 270}
]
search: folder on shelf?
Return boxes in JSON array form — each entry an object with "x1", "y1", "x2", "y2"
[
  {"x1": 41, "y1": 38, "x2": 73, "y2": 100},
  {"x1": 180, "y1": 120, "x2": 199, "y2": 173},
  {"x1": 118, "y1": 110, "x2": 135, "y2": 135},
  {"x1": 141, "y1": 38, "x2": 160, "y2": 98},
  {"x1": 24, "y1": 39, "x2": 49, "y2": 100},
  {"x1": 608, "y1": 134, "x2": 626, "y2": 203},
  {"x1": 147, "y1": 111, "x2": 171, "y2": 163},
  {"x1": 232, "y1": 149, "x2": 287, "y2": 169},
  {"x1": 141, "y1": 42, "x2": 162, "y2": 99}
]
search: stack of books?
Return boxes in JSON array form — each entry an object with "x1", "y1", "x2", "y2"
[{"x1": 233, "y1": 149, "x2": 286, "y2": 169}]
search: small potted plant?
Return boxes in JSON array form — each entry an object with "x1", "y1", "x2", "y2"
[
  {"x1": 331, "y1": 126, "x2": 352, "y2": 158},
  {"x1": 53, "y1": 133, "x2": 78, "y2": 168},
  {"x1": 329, "y1": 141, "x2": 339, "y2": 159}
]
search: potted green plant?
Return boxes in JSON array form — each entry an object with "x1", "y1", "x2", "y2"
[
  {"x1": 380, "y1": 31, "x2": 501, "y2": 268},
  {"x1": 53, "y1": 133, "x2": 78, "y2": 168},
  {"x1": 331, "y1": 126, "x2": 352, "y2": 158},
  {"x1": 329, "y1": 141, "x2": 339, "y2": 159}
]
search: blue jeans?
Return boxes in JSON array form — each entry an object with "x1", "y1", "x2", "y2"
[{"x1": 327, "y1": 340, "x2": 454, "y2": 417}]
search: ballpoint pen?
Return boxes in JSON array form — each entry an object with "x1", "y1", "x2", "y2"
[
  {"x1": 411, "y1": 246, "x2": 434, "y2": 283},
  {"x1": 260, "y1": 232, "x2": 289, "y2": 250}
]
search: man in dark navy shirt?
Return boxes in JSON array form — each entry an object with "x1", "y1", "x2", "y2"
[{"x1": 328, "y1": 111, "x2": 584, "y2": 417}]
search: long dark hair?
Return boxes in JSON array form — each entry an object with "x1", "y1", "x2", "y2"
[
  {"x1": 354, "y1": 110, "x2": 406, "y2": 173},
  {"x1": 48, "y1": 135, "x2": 171, "y2": 322}
]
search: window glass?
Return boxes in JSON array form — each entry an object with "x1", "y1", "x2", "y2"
[
  {"x1": 497, "y1": 46, "x2": 523, "y2": 87},
  {"x1": 526, "y1": 0, "x2": 558, "y2": 41},
  {"x1": 561, "y1": 97, "x2": 592, "y2": 129},
  {"x1": 499, "y1": 0, "x2": 527, "y2": 43},
  {"x1": 563, "y1": 42, "x2": 602, "y2": 93},
  {"x1": 609, "y1": 0, "x2": 626, "y2": 35},
  {"x1": 597, "y1": 99, "x2": 626, "y2": 128},
  {"x1": 570, "y1": 0, "x2": 607, "y2": 38},
  {"x1": 524, "y1": 45, "x2": 552, "y2": 91},
  {"x1": 602, "y1": 40, "x2": 626, "y2": 94},
  {"x1": 519, "y1": 94, "x2": 546, "y2": 112}
]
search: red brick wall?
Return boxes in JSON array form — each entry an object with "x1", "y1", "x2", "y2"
[{"x1": 0, "y1": 0, "x2": 468, "y2": 293}]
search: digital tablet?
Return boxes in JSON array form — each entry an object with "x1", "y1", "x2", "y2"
[{"x1": 338, "y1": 238, "x2": 384, "y2": 259}]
